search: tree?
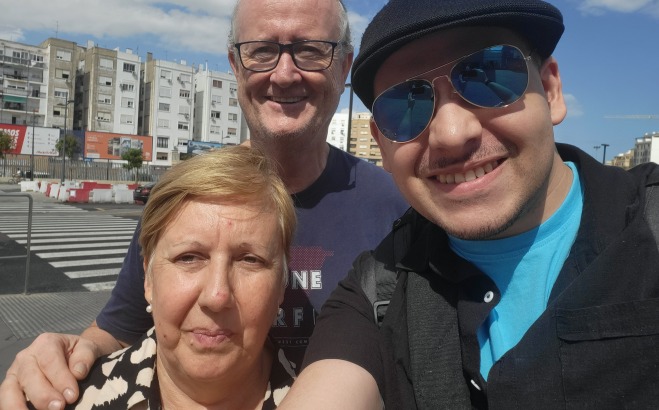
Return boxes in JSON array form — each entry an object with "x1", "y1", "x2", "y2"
[
  {"x1": 55, "y1": 134, "x2": 80, "y2": 159},
  {"x1": 0, "y1": 130, "x2": 16, "y2": 177},
  {"x1": 122, "y1": 148, "x2": 144, "y2": 182}
]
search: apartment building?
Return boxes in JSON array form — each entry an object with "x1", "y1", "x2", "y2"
[
  {"x1": 193, "y1": 67, "x2": 242, "y2": 146},
  {"x1": 1, "y1": 38, "x2": 78, "y2": 132},
  {"x1": 632, "y1": 131, "x2": 659, "y2": 167},
  {"x1": 77, "y1": 42, "x2": 141, "y2": 135},
  {"x1": 610, "y1": 150, "x2": 634, "y2": 169},
  {"x1": 348, "y1": 112, "x2": 384, "y2": 166}
]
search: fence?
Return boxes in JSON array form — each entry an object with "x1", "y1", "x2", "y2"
[{"x1": 1, "y1": 155, "x2": 166, "y2": 183}]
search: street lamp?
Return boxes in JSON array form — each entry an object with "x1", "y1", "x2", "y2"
[
  {"x1": 61, "y1": 99, "x2": 75, "y2": 183},
  {"x1": 600, "y1": 143, "x2": 610, "y2": 165},
  {"x1": 345, "y1": 83, "x2": 354, "y2": 149}
]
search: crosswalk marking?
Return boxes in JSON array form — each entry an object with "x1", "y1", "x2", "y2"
[{"x1": 0, "y1": 201, "x2": 138, "y2": 291}]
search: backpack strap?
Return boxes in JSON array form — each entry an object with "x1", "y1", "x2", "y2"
[{"x1": 358, "y1": 250, "x2": 398, "y2": 326}]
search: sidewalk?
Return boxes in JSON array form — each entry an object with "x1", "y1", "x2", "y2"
[
  {"x1": 0, "y1": 185, "x2": 112, "y2": 375},
  {"x1": 0, "y1": 291, "x2": 112, "y2": 375}
]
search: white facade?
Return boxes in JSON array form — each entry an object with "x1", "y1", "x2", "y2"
[
  {"x1": 112, "y1": 48, "x2": 140, "y2": 134},
  {"x1": 141, "y1": 58, "x2": 195, "y2": 165},
  {"x1": 327, "y1": 112, "x2": 349, "y2": 151},
  {"x1": 632, "y1": 131, "x2": 659, "y2": 166},
  {"x1": 193, "y1": 68, "x2": 242, "y2": 146},
  {"x1": 0, "y1": 40, "x2": 49, "y2": 128}
]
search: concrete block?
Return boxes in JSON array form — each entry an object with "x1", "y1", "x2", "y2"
[
  {"x1": 114, "y1": 189, "x2": 134, "y2": 204},
  {"x1": 91, "y1": 189, "x2": 113, "y2": 203}
]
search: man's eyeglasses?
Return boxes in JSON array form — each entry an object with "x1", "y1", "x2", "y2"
[
  {"x1": 234, "y1": 40, "x2": 340, "y2": 72},
  {"x1": 372, "y1": 44, "x2": 532, "y2": 143}
]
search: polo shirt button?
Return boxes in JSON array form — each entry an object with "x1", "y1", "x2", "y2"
[
  {"x1": 483, "y1": 291, "x2": 494, "y2": 303},
  {"x1": 470, "y1": 379, "x2": 482, "y2": 391}
]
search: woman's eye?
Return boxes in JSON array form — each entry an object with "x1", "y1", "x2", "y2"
[{"x1": 176, "y1": 254, "x2": 200, "y2": 263}]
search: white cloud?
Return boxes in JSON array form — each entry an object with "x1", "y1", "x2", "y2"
[
  {"x1": 347, "y1": 10, "x2": 371, "y2": 49},
  {"x1": 0, "y1": 27, "x2": 25, "y2": 42},
  {"x1": 0, "y1": 0, "x2": 236, "y2": 56},
  {"x1": 578, "y1": 0, "x2": 659, "y2": 14},
  {"x1": 563, "y1": 94, "x2": 584, "y2": 118}
]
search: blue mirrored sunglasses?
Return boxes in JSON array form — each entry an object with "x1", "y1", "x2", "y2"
[{"x1": 372, "y1": 44, "x2": 532, "y2": 143}]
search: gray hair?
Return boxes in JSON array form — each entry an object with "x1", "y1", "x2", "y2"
[{"x1": 228, "y1": 0, "x2": 353, "y2": 57}]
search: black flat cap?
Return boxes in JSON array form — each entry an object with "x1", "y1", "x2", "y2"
[{"x1": 352, "y1": 0, "x2": 564, "y2": 110}]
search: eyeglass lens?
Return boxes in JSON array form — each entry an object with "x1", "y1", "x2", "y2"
[
  {"x1": 372, "y1": 45, "x2": 530, "y2": 143},
  {"x1": 238, "y1": 41, "x2": 335, "y2": 72}
]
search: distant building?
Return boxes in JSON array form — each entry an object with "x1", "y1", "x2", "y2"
[
  {"x1": 632, "y1": 131, "x2": 659, "y2": 166},
  {"x1": 327, "y1": 112, "x2": 349, "y2": 151},
  {"x1": 610, "y1": 150, "x2": 634, "y2": 169},
  {"x1": 1, "y1": 36, "x2": 248, "y2": 168},
  {"x1": 348, "y1": 112, "x2": 384, "y2": 167}
]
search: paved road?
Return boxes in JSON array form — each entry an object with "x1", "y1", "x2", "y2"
[{"x1": 0, "y1": 186, "x2": 142, "y2": 294}]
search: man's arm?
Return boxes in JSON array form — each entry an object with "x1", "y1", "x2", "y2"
[
  {"x1": 280, "y1": 251, "x2": 389, "y2": 408},
  {"x1": 278, "y1": 359, "x2": 382, "y2": 410},
  {"x1": 0, "y1": 323, "x2": 126, "y2": 410}
]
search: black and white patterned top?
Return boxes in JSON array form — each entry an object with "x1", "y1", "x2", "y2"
[{"x1": 63, "y1": 327, "x2": 295, "y2": 409}]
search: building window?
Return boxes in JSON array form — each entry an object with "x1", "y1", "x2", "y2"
[
  {"x1": 179, "y1": 89, "x2": 190, "y2": 98},
  {"x1": 211, "y1": 95, "x2": 221, "y2": 104},
  {"x1": 157, "y1": 119, "x2": 170, "y2": 128},
  {"x1": 158, "y1": 103, "x2": 170, "y2": 112},
  {"x1": 120, "y1": 83, "x2": 135, "y2": 92},
  {"x1": 53, "y1": 109, "x2": 62, "y2": 116},
  {"x1": 99, "y1": 58, "x2": 113, "y2": 70},
  {"x1": 227, "y1": 128, "x2": 237, "y2": 136},
  {"x1": 157, "y1": 137, "x2": 169, "y2": 148},
  {"x1": 56, "y1": 50, "x2": 72, "y2": 61},
  {"x1": 210, "y1": 111, "x2": 221, "y2": 119},
  {"x1": 179, "y1": 73, "x2": 191, "y2": 83},
  {"x1": 120, "y1": 114, "x2": 134, "y2": 124},
  {"x1": 54, "y1": 89, "x2": 69, "y2": 99},
  {"x1": 178, "y1": 122, "x2": 189, "y2": 130},
  {"x1": 212, "y1": 79, "x2": 222, "y2": 88},
  {"x1": 99, "y1": 76, "x2": 113, "y2": 86},
  {"x1": 97, "y1": 112, "x2": 111, "y2": 122},
  {"x1": 123, "y1": 63, "x2": 136, "y2": 73},
  {"x1": 156, "y1": 152, "x2": 168, "y2": 161},
  {"x1": 160, "y1": 69, "x2": 171, "y2": 80},
  {"x1": 98, "y1": 94, "x2": 112, "y2": 104},
  {"x1": 229, "y1": 98, "x2": 238, "y2": 107},
  {"x1": 55, "y1": 69, "x2": 70, "y2": 79},
  {"x1": 210, "y1": 126, "x2": 221, "y2": 134},
  {"x1": 228, "y1": 113, "x2": 238, "y2": 122},
  {"x1": 159, "y1": 87, "x2": 171, "y2": 98},
  {"x1": 230, "y1": 84, "x2": 237, "y2": 95},
  {"x1": 122, "y1": 97, "x2": 134, "y2": 108}
]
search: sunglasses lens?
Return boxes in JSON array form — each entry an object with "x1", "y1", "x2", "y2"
[
  {"x1": 372, "y1": 81, "x2": 434, "y2": 142},
  {"x1": 451, "y1": 45, "x2": 529, "y2": 108}
]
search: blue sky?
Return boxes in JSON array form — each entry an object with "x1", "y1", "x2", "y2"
[{"x1": 2, "y1": 0, "x2": 658, "y2": 162}]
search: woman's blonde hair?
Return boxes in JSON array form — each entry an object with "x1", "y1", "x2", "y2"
[{"x1": 139, "y1": 146, "x2": 296, "y2": 285}]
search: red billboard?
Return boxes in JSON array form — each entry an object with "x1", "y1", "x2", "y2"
[
  {"x1": 0, "y1": 124, "x2": 60, "y2": 156},
  {"x1": 84, "y1": 131, "x2": 153, "y2": 161}
]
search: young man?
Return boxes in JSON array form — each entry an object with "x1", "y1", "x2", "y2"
[
  {"x1": 281, "y1": 0, "x2": 659, "y2": 408},
  {"x1": 0, "y1": 1, "x2": 408, "y2": 409}
]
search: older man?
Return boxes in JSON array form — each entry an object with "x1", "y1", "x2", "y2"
[
  {"x1": 0, "y1": 0, "x2": 407, "y2": 408},
  {"x1": 280, "y1": 0, "x2": 659, "y2": 408}
]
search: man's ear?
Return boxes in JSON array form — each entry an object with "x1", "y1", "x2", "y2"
[
  {"x1": 539, "y1": 56, "x2": 567, "y2": 125},
  {"x1": 341, "y1": 51, "x2": 354, "y2": 84},
  {"x1": 228, "y1": 48, "x2": 239, "y2": 74},
  {"x1": 370, "y1": 118, "x2": 392, "y2": 172}
]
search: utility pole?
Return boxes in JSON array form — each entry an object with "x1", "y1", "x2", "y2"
[
  {"x1": 61, "y1": 99, "x2": 75, "y2": 183},
  {"x1": 601, "y1": 143, "x2": 609, "y2": 165}
]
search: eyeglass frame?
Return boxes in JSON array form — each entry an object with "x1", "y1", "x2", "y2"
[
  {"x1": 233, "y1": 40, "x2": 342, "y2": 72},
  {"x1": 372, "y1": 44, "x2": 534, "y2": 144}
]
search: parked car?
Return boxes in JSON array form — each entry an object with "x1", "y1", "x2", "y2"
[{"x1": 134, "y1": 182, "x2": 156, "y2": 204}]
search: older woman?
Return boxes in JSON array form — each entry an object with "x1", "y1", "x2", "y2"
[{"x1": 63, "y1": 146, "x2": 296, "y2": 409}]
